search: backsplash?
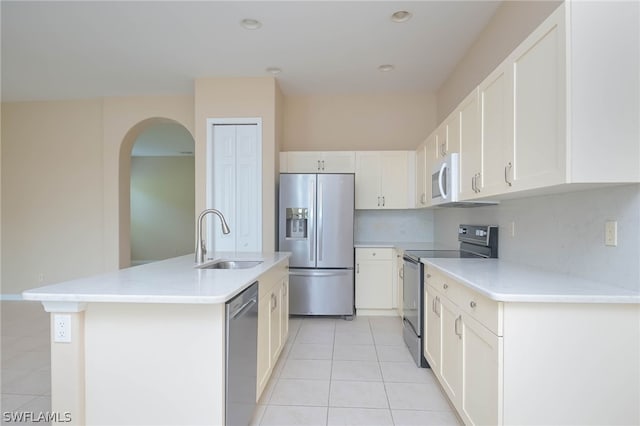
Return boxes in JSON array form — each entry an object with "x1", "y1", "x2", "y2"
[
  {"x1": 433, "y1": 184, "x2": 640, "y2": 289},
  {"x1": 355, "y1": 209, "x2": 435, "y2": 243}
]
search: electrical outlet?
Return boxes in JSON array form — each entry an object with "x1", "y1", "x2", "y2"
[
  {"x1": 605, "y1": 221, "x2": 618, "y2": 247},
  {"x1": 54, "y1": 314, "x2": 72, "y2": 343}
]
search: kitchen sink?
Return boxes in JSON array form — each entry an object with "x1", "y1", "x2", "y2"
[{"x1": 198, "y1": 260, "x2": 263, "y2": 270}]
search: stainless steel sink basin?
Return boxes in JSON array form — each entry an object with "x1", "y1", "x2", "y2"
[{"x1": 198, "y1": 260, "x2": 263, "y2": 270}]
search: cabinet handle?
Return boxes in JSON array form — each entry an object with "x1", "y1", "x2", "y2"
[
  {"x1": 356, "y1": 263, "x2": 360, "y2": 274},
  {"x1": 436, "y1": 297, "x2": 441, "y2": 317},
  {"x1": 377, "y1": 197, "x2": 381, "y2": 207},
  {"x1": 443, "y1": 283, "x2": 448, "y2": 290},
  {"x1": 271, "y1": 293, "x2": 277, "y2": 312},
  {"x1": 455, "y1": 315, "x2": 462, "y2": 338},
  {"x1": 382, "y1": 196, "x2": 386, "y2": 207},
  {"x1": 321, "y1": 160, "x2": 325, "y2": 171},
  {"x1": 432, "y1": 298, "x2": 436, "y2": 314},
  {"x1": 421, "y1": 193, "x2": 425, "y2": 204},
  {"x1": 472, "y1": 175, "x2": 476, "y2": 193},
  {"x1": 317, "y1": 160, "x2": 321, "y2": 171},
  {"x1": 470, "y1": 301, "x2": 476, "y2": 308},
  {"x1": 505, "y1": 162, "x2": 513, "y2": 186},
  {"x1": 476, "y1": 173, "x2": 482, "y2": 193},
  {"x1": 399, "y1": 266, "x2": 404, "y2": 279}
]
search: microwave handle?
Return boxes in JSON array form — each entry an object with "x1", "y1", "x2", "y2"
[{"x1": 438, "y1": 162, "x2": 448, "y2": 199}]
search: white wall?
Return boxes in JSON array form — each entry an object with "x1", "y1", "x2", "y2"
[
  {"x1": 130, "y1": 156, "x2": 195, "y2": 264},
  {"x1": 355, "y1": 209, "x2": 434, "y2": 244},
  {"x1": 433, "y1": 184, "x2": 640, "y2": 289}
]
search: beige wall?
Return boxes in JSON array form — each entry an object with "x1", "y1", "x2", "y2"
[
  {"x1": 1, "y1": 96, "x2": 194, "y2": 294},
  {"x1": 1, "y1": 100, "x2": 104, "y2": 295},
  {"x1": 102, "y1": 95, "x2": 194, "y2": 270},
  {"x1": 194, "y1": 77, "x2": 281, "y2": 252},
  {"x1": 436, "y1": 0, "x2": 562, "y2": 122},
  {"x1": 283, "y1": 93, "x2": 436, "y2": 151},
  {"x1": 130, "y1": 156, "x2": 195, "y2": 264}
]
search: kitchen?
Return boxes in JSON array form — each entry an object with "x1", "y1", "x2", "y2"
[{"x1": 2, "y1": 1, "x2": 639, "y2": 425}]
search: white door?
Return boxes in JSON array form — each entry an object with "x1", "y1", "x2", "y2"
[
  {"x1": 212, "y1": 122, "x2": 261, "y2": 252},
  {"x1": 380, "y1": 151, "x2": 408, "y2": 209},
  {"x1": 440, "y1": 297, "x2": 462, "y2": 406},
  {"x1": 355, "y1": 152, "x2": 381, "y2": 209},
  {"x1": 458, "y1": 89, "x2": 481, "y2": 200}
]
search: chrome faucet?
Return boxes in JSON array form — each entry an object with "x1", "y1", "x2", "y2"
[{"x1": 195, "y1": 209, "x2": 231, "y2": 263}]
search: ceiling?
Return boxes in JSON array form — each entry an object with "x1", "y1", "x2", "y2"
[{"x1": 1, "y1": 1, "x2": 501, "y2": 102}]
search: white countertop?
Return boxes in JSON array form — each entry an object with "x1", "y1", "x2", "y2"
[
  {"x1": 22, "y1": 252, "x2": 291, "y2": 305},
  {"x1": 354, "y1": 241, "x2": 455, "y2": 251},
  {"x1": 422, "y1": 258, "x2": 640, "y2": 304}
]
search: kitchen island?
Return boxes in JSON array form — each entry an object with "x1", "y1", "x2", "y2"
[
  {"x1": 421, "y1": 258, "x2": 639, "y2": 426},
  {"x1": 22, "y1": 252, "x2": 291, "y2": 426}
]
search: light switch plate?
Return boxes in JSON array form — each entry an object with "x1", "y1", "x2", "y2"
[{"x1": 605, "y1": 221, "x2": 617, "y2": 247}]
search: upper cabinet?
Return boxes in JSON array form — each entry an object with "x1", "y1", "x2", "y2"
[
  {"x1": 457, "y1": 1, "x2": 639, "y2": 202},
  {"x1": 355, "y1": 151, "x2": 413, "y2": 210},
  {"x1": 280, "y1": 151, "x2": 355, "y2": 173},
  {"x1": 436, "y1": 110, "x2": 461, "y2": 160}
]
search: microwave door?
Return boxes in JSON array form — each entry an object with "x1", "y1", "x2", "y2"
[{"x1": 438, "y1": 162, "x2": 448, "y2": 201}]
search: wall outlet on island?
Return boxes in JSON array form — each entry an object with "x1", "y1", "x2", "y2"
[{"x1": 54, "y1": 314, "x2": 72, "y2": 343}]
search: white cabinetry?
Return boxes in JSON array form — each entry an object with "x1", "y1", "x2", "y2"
[
  {"x1": 423, "y1": 266, "x2": 502, "y2": 426},
  {"x1": 415, "y1": 140, "x2": 428, "y2": 207},
  {"x1": 281, "y1": 151, "x2": 356, "y2": 173},
  {"x1": 458, "y1": 2, "x2": 639, "y2": 202},
  {"x1": 355, "y1": 248, "x2": 395, "y2": 315},
  {"x1": 355, "y1": 151, "x2": 411, "y2": 209},
  {"x1": 257, "y1": 260, "x2": 289, "y2": 399}
]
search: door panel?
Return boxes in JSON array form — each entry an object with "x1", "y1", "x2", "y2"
[
  {"x1": 278, "y1": 174, "x2": 316, "y2": 268},
  {"x1": 316, "y1": 174, "x2": 354, "y2": 268},
  {"x1": 289, "y1": 269, "x2": 354, "y2": 315}
]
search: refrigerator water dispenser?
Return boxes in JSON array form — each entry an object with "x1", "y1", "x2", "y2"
[{"x1": 286, "y1": 208, "x2": 308, "y2": 239}]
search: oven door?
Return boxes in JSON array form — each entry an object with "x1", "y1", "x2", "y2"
[{"x1": 402, "y1": 255, "x2": 422, "y2": 337}]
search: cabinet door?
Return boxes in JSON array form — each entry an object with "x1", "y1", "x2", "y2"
[
  {"x1": 511, "y1": 9, "x2": 566, "y2": 191},
  {"x1": 440, "y1": 296, "x2": 462, "y2": 406},
  {"x1": 257, "y1": 296, "x2": 271, "y2": 397},
  {"x1": 355, "y1": 260, "x2": 392, "y2": 309},
  {"x1": 322, "y1": 152, "x2": 356, "y2": 173},
  {"x1": 424, "y1": 286, "x2": 441, "y2": 375},
  {"x1": 415, "y1": 141, "x2": 427, "y2": 207},
  {"x1": 380, "y1": 151, "x2": 408, "y2": 209},
  {"x1": 355, "y1": 152, "x2": 381, "y2": 209},
  {"x1": 269, "y1": 290, "x2": 282, "y2": 362},
  {"x1": 445, "y1": 111, "x2": 461, "y2": 156},
  {"x1": 458, "y1": 89, "x2": 482, "y2": 200},
  {"x1": 280, "y1": 278, "x2": 289, "y2": 343},
  {"x1": 480, "y1": 63, "x2": 513, "y2": 196},
  {"x1": 286, "y1": 152, "x2": 322, "y2": 173},
  {"x1": 435, "y1": 123, "x2": 447, "y2": 159},
  {"x1": 461, "y1": 314, "x2": 503, "y2": 426}
]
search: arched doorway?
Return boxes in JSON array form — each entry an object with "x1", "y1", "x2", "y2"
[{"x1": 118, "y1": 118, "x2": 194, "y2": 268}]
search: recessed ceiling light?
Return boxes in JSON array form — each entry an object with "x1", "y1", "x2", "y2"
[
  {"x1": 378, "y1": 64, "x2": 395, "y2": 72},
  {"x1": 391, "y1": 11, "x2": 412, "y2": 23},
  {"x1": 240, "y1": 18, "x2": 262, "y2": 30},
  {"x1": 266, "y1": 67, "x2": 282, "y2": 75}
]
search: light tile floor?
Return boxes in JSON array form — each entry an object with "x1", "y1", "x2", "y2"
[
  {"x1": 1, "y1": 302, "x2": 461, "y2": 426},
  {"x1": 1, "y1": 301, "x2": 52, "y2": 425},
  {"x1": 253, "y1": 316, "x2": 462, "y2": 426}
]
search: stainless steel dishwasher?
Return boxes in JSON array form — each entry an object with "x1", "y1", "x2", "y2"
[{"x1": 225, "y1": 281, "x2": 258, "y2": 426}]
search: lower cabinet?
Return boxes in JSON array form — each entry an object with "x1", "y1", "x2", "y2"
[
  {"x1": 355, "y1": 248, "x2": 394, "y2": 314},
  {"x1": 424, "y1": 266, "x2": 502, "y2": 426},
  {"x1": 423, "y1": 264, "x2": 637, "y2": 425},
  {"x1": 257, "y1": 261, "x2": 289, "y2": 400}
]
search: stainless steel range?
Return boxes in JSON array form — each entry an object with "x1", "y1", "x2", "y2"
[{"x1": 402, "y1": 224, "x2": 498, "y2": 367}]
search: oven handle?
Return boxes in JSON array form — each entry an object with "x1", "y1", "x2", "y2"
[{"x1": 403, "y1": 255, "x2": 421, "y2": 265}]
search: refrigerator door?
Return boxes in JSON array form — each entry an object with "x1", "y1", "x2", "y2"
[
  {"x1": 316, "y1": 174, "x2": 355, "y2": 268},
  {"x1": 279, "y1": 174, "x2": 317, "y2": 268},
  {"x1": 289, "y1": 269, "x2": 354, "y2": 316}
]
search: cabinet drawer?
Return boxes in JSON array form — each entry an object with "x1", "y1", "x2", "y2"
[
  {"x1": 427, "y1": 267, "x2": 462, "y2": 302},
  {"x1": 458, "y1": 285, "x2": 502, "y2": 336},
  {"x1": 356, "y1": 248, "x2": 393, "y2": 261},
  {"x1": 258, "y1": 260, "x2": 289, "y2": 300}
]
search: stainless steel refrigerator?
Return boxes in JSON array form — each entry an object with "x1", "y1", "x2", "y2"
[{"x1": 278, "y1": 173, "x2": 354, "y2": 317}]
